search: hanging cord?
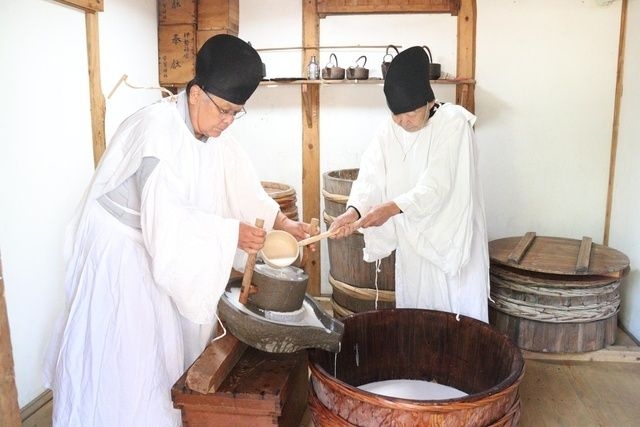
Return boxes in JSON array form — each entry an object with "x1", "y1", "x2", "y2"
[
  {"x1": 374, "y1": 259, "x2": 382, "y2": 310},
  {"x1": 107, "y1": 74, "x2": 175, "y2": 99},
  {"x1": 210, "y1": 311, "x2": 227, "y2": 343}
]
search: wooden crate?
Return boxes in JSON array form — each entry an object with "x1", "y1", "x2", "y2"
[
  {"x1": 158, "y1": 0, "x2": 197, "y2": 25},
  {"x1": 198, "y1": 0, "x2": 239, "y2": 32},
  {"x1": 159, "y1": 24, "x2": 196, "y2": 87},
  {"x1": 172, "y1": 347, "x2": 309, "y2": 426},
  {"x1": 197, "y1": 28, "x2": 238, "y2": 52}
]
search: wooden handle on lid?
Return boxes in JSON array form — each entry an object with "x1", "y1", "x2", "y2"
[
  {"x1": 575, "y1": 236, "x2": 592, "y2": 273},
  {"x1": 507, "y1": 232, "x2": 536, "y2": 264},
  {"x1": 239, "y1": 218, "x2": 264, "y2": 305}
]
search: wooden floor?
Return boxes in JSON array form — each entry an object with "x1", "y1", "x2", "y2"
[{"x1": 23, "y1": 318, "x2": 640, "y2": 427}]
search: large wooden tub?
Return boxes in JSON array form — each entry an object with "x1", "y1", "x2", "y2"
[{"x1": 308, "y1": 309, "x2": 524, "y2": 426}]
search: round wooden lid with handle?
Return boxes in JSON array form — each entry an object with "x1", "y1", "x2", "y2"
[{"x1": 489, "y1": 232, "x2": 630, "y2": 278}]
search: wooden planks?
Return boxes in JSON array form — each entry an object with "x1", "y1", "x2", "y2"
[
  {"x1": 520, "y1": 359, "x2": 640, "y2": 426},
  {"x1": 523, "y1": 345, "x2": 640, "y2": 364}
]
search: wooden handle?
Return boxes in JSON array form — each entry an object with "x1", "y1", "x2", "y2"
[
  {"x1": 507, "y1": 232, "x2": 536, "y2": 264},
  {"x1": 297, "y1": 229, "x2": 336, "y2": 247},
  {"x1": 239, "y1": 218, "x2": 264, "y2": 305},
  {"x1": 575, "y1": 236, "x2": 592, "y2": 273},
  {"x1": 300, "y1": 218, "x2": 319, "y2": 269}
]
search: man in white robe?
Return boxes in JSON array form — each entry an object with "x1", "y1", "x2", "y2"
[
  {"x1": 44, "y1": 35, "x2": 312, "y2": 426},
  {"x1": 329, "y1": 46, "x2": 489, "y2": 322}
]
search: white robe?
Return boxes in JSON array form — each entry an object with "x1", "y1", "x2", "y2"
[
  {"x1": 44, "y1": 93, "x2": 279, "y2": 426},
  {"x1": 347, "y1": 103, "x2": 489, "y2": 321}
]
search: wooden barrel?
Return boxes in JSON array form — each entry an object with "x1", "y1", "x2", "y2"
[
  {"x1": 308, "y1": 309, "x2": 524, "y2": 426},
  {"x1": 262, "y1": 181, "x2": 299, "y2": 221},
  {"x1": 322, "y1": 169, "x2": 395, "y2": 316},
  {"x1": 488, "y1": 233, "x2": 630, "y2": 353}
]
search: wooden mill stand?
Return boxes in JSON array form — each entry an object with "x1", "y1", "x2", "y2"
[{"x1": 172, "y1": 332, "x2": 308, "y2": 426}]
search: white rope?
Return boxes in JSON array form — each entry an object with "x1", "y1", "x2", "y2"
[
  {"x1": 374, "y1": 259, "x2": 382, "y2": 309},
  {"x1": 107, "y1": 74, "x2": 175, "y2": 99}
]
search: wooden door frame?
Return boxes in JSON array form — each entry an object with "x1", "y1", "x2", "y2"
[{"x1": 55, "y1": 0, "x2": 106, "y2": 167}]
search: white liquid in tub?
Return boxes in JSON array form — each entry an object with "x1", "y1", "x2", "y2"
[{"x1": 358, "y1": 379, "x2": 468, "y2": 400}]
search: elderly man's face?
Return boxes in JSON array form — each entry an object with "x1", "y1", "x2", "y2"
[
  {"x1": 391, "y1": 104, "x2": 431, "y2": 133},
  {"x1": 190, "y1": 85, "x2": 245, "y2": 138}
]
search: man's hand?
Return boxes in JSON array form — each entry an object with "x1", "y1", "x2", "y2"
[
  {"x1": 328, "y1": 206, "x2": 360, "y2": 238},
  {"x1": 237, "y1": 222, "x2": 266, "y2": 254},
  {"x1": 358, "y1": 201, "x2": 402, "y2": 228}
]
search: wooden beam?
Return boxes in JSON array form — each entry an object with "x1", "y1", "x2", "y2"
[
  {"x1": 456, "y1": 0, "x2": 476, "y2": 113},
  {"x1": 0, "y1": 255, "x2": 21, "y2": 427},
  {"x1": 603, "y1": 0, "x2": 628, "y2": 246},
  {"x1": 316, "y1": 0, "x2": 457, "y2": 16},
  {"x1": 185, "y1": 333, "x2": 247, "y2": 394},
  {"x1": 55, "y1": 0, "x2": 104, "y2": 13},
  {"x1": 523, "y1": 345, "x2": 640, "y2": 364},
  {"x1": 302, "y1": 0, "x2": 321, "y2": 296},
  {"x1": 85, "y1": 11, "x2": 106, "y2": 167}
]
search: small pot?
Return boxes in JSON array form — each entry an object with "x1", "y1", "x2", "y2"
[
  {"x1": 346, "y1": 55, "x2": 369, "y2": 80},
  {"x1": 422, "y1": 45, "x2": 441, "y2": 80},
  {"x1": 321, "y1": 53, "x2": 345, "y2": 80},
  {"x1": 381, "y1": 45, "x2": 399, "y2": 79},
  {"x1": 248, "y1": 263, "x2": 308, "y2": 312}
]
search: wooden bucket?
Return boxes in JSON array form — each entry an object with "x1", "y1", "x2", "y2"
[
  {"x1": 308, "y1": 309, "x2": 525, "y2": 426},
  {"x1": 262, "y1": 181, "x2": 299, "y2": 221},
  {"x1": 488, "y1": 233, "x2": 630, "y2": 353},
  {"x1": 322, "y1": 169, "x2": 396, "y2": 316}
]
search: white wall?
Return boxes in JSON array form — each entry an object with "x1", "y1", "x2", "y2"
[
  {"x1": 1, "y1": 0, "x2": 639, "y2": 410},
  {"x1": 0, "y1": 0, "x2": 158, "y2": 407}
]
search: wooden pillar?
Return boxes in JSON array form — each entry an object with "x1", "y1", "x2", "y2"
[
  {"x1": 0, "y1": 255, "x2": 21, "y2": 427},
  {"x1": 302, "y1": 0, "x2": 321, "y2": 295},
  {"x1": 54, "y1": 1, "x2": 106, "y2": 167},
  {"x1": 456, "y1": 0, "x2": 476, "y2": 113},
  {"x1": 86, "y1": 11, "x2": 106, "y2": 167},
  {"x1": 603, "y1": 0, "x2": 628, "y2": 246}
]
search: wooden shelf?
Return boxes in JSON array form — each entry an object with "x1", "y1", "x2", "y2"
[
  {"x1": 298, "y1": 0, "x2": 477, "y2": 296},
  {"x1": 259, "y1": 78, "x2": 475, "y2": 86}
]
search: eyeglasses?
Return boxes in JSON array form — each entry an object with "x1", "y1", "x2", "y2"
[{"x1": 202, "y1": 91, "x2": 246, "y2": 119}]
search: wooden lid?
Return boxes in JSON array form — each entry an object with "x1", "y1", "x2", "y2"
[{"x1": 489, "y1": 232, "x2": 629, "y2": 278}]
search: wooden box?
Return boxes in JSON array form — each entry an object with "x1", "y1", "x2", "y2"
[
  {"x1": 158, "y1": 0, "x2": 197, "y2": 25},
  {"x1": 197, "y1": 28, "x2": 238, "y2": 52},
  {"x1": 159, "y1": 24, "x2": 196, "y2": 87},
  {"x1": 198, "y1": 0, "x2": 239, "y2": 32},
  {"x1": 172, "y1": 347, "x2": 309, "y2": 426}
]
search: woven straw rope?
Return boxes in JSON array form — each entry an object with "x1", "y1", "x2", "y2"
[
  {"x1": 489, "y1": 274, "x2": 620, "y2": 323},
  {"x1": 322, "y1": 188, "x2": 349, "y2": 204},
  {"x1": 329, "y1": 274, "x2": 395, "y2": 302}
]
